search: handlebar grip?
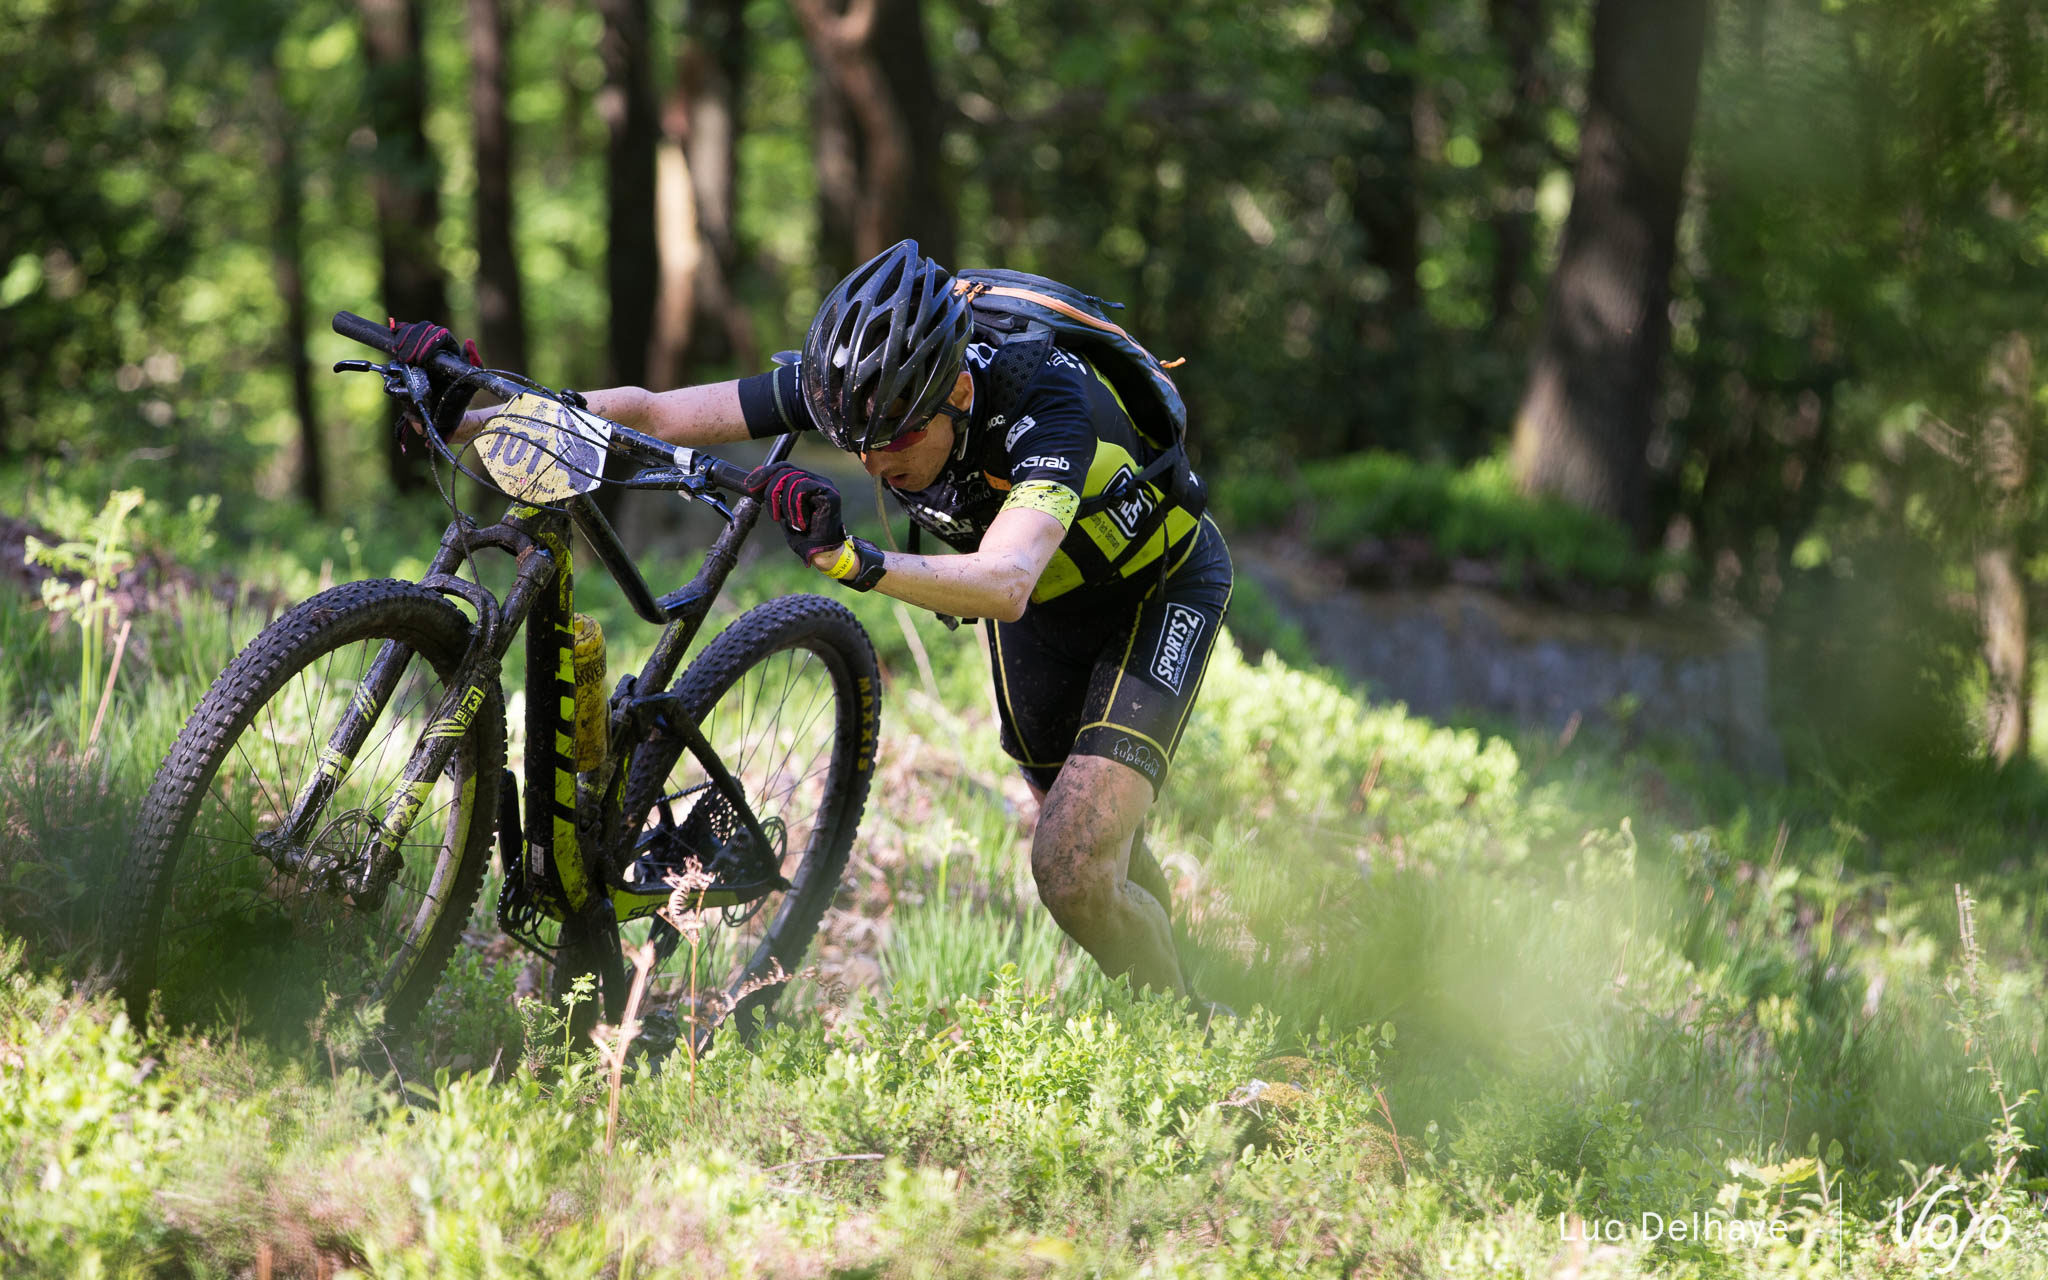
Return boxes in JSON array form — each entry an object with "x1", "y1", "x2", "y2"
[
  {"x1": 333, "y1": 311, "x2": 398, "y2": 353},
  {"x1": 701, "y1": 455, "x2": 757, "y2": 494}
]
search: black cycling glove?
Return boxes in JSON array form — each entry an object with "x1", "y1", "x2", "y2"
[
  {"x1": 387, "y1": 318, "x2": 482, "y2": 369},
  {"x1": 743, "y1": 462, "x2": 887, "y2": 591}
]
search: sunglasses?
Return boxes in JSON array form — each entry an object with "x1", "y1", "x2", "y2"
[
  {"x1": 861, "y1": 393, "x2": 967, "y2": 456},
  {"x1": 864, "y1": 426, "x2": 929, "y2": 455}
]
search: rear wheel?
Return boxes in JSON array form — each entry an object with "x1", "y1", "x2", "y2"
[
  {"x1": 117, "y1": 580, "x2": 503, "y2": 1039},
  {"x1": 614, "y1": 594, "x2": 879, "y2": 1045}
]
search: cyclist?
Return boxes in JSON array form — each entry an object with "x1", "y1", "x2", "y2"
[{"x1": 453, "y1": 240, "x2": 1230, "y2": 999}]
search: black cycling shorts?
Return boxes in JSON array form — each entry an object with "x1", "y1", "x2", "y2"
[{"x1": 985, "y1": 516, "x2": 1232, "y2": 796}]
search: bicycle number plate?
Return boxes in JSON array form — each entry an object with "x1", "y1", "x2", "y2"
[{"x1": 477, "y1": 393, "x2": 614, "y2": 503}]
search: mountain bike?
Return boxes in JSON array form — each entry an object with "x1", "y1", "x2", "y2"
[{"x1": 115, "y1": 312, "x2": 880, "y2": 1048}]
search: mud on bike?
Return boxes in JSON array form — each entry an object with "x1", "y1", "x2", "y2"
[{"x1": 115, "y1": 312, "x2": 881, "y2": 1051}]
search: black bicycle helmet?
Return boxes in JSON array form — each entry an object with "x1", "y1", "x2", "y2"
[{"x1": 800, "y1": 239, "x2": 973, "y2": 453}]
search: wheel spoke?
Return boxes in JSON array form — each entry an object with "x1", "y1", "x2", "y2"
[
  {"x1": 624, "y1": 617, "x2": 867, "y2": 1036},
  {"x1": 134, "y1": 591, "x2": 492, "y2": 1038}
]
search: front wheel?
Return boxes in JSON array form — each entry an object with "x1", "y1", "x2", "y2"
[
  {"x1": 115, "y1": 579, "x2": 504, "y2": 1039},
  {"x1": 615, "y1": 594, "x2": 879, "y2": 1043}
]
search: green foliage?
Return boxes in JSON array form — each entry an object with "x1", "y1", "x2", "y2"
[
  {"x1": 0, "y1": 937, "x2": 193, "y2": 1275},
  {"x1": 1220, "y1": 450, "x2": 1666, "y2": 592},
  {"x1": 1767, "y1": 527, "x2": 1983, "y2": 781},
  {"x1": 686, "y1": 969, "x2": 1280, "y2": 1207},
  {"x1": 27, "y1": 485, "x2": 221, "y2": 571},
  {"x1": 417, "y1": 936, "x2": 526, "y2": 1073},
  {"x1": 5, "y1": 542, "x2": 2048, "y2": 1273},
  {"x1": 1174, "y1": 633, "x2": 1526, "y2": 857},
  {"x1": 24, "y1": 487, "x2": 144, "y2": 748},
  {"x1": 1210, "y1": 571, "x2": 1314, "y2": 669},
  {"x1": 7, "y1": 0, "x2": 2048, "y2": 1257},
  {"x1": 941, "y1": 0, "x2": 1568, "y2": 466},
  {"x1": 1668, "y1": 0, "x2": 2048, "y2": 780}
]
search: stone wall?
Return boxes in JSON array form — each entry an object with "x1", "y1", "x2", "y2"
[{"x1": 1240, "y1": 545, "x2": 1784, "y2": 777}]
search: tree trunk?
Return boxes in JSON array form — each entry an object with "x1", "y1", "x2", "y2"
[
  {"x1": 598, "y1": 0, "x2": 659, "y2": 389},
  {"x1": 358, "y1": 0, "x2": 449, "y2": 494},
  {"x1": 649, "y1": 123, "x2": 703, "y2": 391},
  {"x1": 597, "y1": 0, "x2": 658, "y2": 522},
  {"x1": 468, "y1": 0, "x2": 526, "y2": 375},
  {"x1": 793, "y1": 0, "x2": 946, "y2": 272},
  {"x1": 811, "y1": 60, "x2": 862, "y2": 277},
  {"x1": 871, "y1": 0, "x2": 952, "y2": 265},
  {"x1": 1484, "y1": 0, "x2": 1549, "y2": 340},
  {"x1": 1977, "y1": 332, "x2": 2033, "y2": 767},
  {"x1": 261, "y1": 61, "x2": 322, "y2": 514},
  {"x1": 1509, "y1": 0, "x2": 1709, "y2": 542},
  {"x1": 1333, "y1": 0, "x2": 1420, "y2": 452},
  {"x1": 650, "y1": 0, "x2": 755, "y2": 388}
]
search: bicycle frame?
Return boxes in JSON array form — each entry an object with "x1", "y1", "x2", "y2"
[{"x1": 278, "y1": 416, "x2": 799, "y2": 944}]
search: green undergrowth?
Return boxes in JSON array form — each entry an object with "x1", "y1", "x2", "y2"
[
  {"x1": 5, "y1": 487, "x2": 2048, "y2": 1276},
  {"x1": 1216, "y1": 451, "x2": 1671, "y2": 593}
]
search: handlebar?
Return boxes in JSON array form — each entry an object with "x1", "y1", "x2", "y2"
[
  {"x1": 330, "y1": 310, "x2": 758, "y2": 494},
  {"x1": 332, "y1": 309, "x2": 400, "y2": 354}
]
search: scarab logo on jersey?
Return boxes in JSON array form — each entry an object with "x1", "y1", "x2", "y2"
[
  {"x1": 1151, "y1": 603, "x2": 1205, "y2": 694},
  {"x1": 1100, "y1": 465, "x2": 1156, "y2": 539},
  {"x1": 1018, "y1": 454, "x2": 1070, "y2": 472}
]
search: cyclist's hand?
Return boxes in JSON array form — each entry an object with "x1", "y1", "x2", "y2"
[
  {"x1": 744, "y1": 462, "x2": 846, "y2": 564},
  {"x1": 387, "y1": 318, "x2": 483, "y2": 370},
  {"x1": 387, "y1": 319, "x2": 484, "y2": 443}
]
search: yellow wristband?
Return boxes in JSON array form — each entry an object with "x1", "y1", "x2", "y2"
[{"x1": 824, "y1": 540, "x2": 860, "y2": 581}]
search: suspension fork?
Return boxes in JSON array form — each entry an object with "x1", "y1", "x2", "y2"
[
  {"x1": 344, "y1": 522, "x2": 562, "y2": 903},
  {"x1": 275, "y1": 521, "x2": 489, "y2": 843}
]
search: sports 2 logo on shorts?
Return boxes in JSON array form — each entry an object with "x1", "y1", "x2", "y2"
[{"x1": 1151, "y1": 603, "x2": 1206, "y2": 695}]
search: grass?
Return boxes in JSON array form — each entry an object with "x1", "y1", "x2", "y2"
[{"x1": 5, "y1": 485, "x2": 2048, "y2": 1276}]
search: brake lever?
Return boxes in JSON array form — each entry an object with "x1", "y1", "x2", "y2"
[
  {"x1": 347, "y1": 360, "x2": 451, "y2": 459},
  {"x1": 397, "y1": 363, "x2": 435, "y2": 408},
  {"x1": 668, "y1": 466, "x2": 736, "y2": 521},
  {"x1": 330, "y1": 356, "x2": 432, "y2": 411}
]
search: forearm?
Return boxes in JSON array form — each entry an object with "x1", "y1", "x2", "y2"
[
  {"x1": 582, "y1": 382, "x2": 753, "y2": 446},
  {"x1": 811, "y1": 544, "x2": 1039, "y2": 622},
  {"x1": 455, "y1": 380, "x2": 753, "y2": 447}
]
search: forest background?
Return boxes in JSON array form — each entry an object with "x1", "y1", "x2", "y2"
[
  {"x1": 8, "y1": 0, "x2": 2048, "y2": 1275},
  {"x1": 8, "y1": 0, "x2": 2048, "y2": 774}
]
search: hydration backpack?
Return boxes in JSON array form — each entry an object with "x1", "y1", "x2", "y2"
[{"x1": 952, "y1": 269, "x2": 1207, "y2": 540}]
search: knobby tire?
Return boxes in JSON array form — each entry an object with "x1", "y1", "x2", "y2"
[
  {"x1": 117, "y1": 579, "x2": 505, "y2": 1039},
  {"x1": 613, "y1": 593, "x2": 880, "y2": 1043}
]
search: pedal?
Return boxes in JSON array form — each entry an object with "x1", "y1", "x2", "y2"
[
  {"x1": 620, "y1": 794, "x2": 716, "y2": 892},
  {"x1": 622, "y1": 789, "x2": 789, "y2": 897}
]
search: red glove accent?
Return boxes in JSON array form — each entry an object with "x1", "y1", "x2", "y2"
[
  {"x1": 385, "y1": 319, "x2": 481, "y2": 367},
  {"x1": 743, "y1": 462, "x2": 847, "y2": 561}
]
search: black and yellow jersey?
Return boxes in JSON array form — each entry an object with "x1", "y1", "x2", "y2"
[{"x1": 736, "y1": 341, "x2": 1204, "y2": 607}]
